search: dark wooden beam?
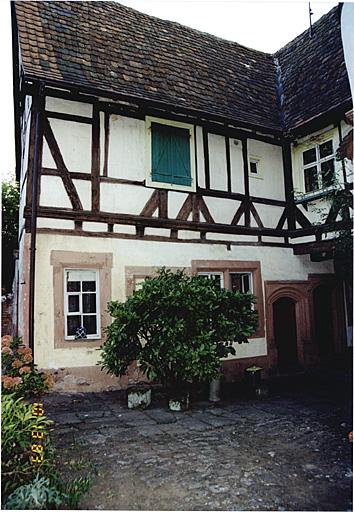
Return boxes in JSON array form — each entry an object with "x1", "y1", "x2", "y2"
[
  {"x1": 281, "y1": 140, "x2": 296, "y2": 230},
  {"x1": 91, "y1": 104, "x2": 100, "y2": 212},
  {"x1": 43, "y1": 118, "x2": 83, "y2": 210},
  {"x1": 231, "y1": 200, "x2": 246, "y2": 226},
  {"x1": 198, "y1": 187, "x2": 286, "y2": 207},
  {"x1": 45, "y1": 111, "x2": 92, "y2": 124},
  {"x1": 41, "y1": 167, "x2": 92, "y2": 181},
  {"x1": 103, "y1": 111, "x2": 110, "y2": 177},
  {"x1": 225, "y1": 136, "x2": 232, "y2": 193},
  {"x1": 202, "y1": 128, "x2": 210, "y2": 189},
  {"x1": 158, "y1": 190, "x2": 168, "y2": 219},
  {"x1": 292, "y1": 239, "x2": 336, "y2": 255},
  {"x1": 295, "y1": 206, "x2": 312, "y2": 228},
  {"x1": 30, "y1": 205, "x2": 289, "y2": 238},
  {"x1": 28, "y1": 77, "x2": 283, "y2": 138},
  {"x1": 140, "y1": 190, "x2": 159, "y2": 216},
  {"x1": 290, "y1": 219, "x2": 351, "y2": 238},
  {"x1": 250, "y1": 202, "x2": 264, "y2": 228},
  {"x1": 36, "y1": 226, "x2": 292, "y2": 248}
]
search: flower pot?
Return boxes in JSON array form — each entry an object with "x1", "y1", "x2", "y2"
[
  {"x1": 168, "y1": 393, "x2": 190, "y2": 411},
  {"x1": 127, "y1": 384, "x2": 151, "y2": 409},
  {"x1": 209, "y1": 377, "x2": 221, "y2": 402}
]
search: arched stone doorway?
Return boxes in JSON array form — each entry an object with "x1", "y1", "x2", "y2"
[
  {"x1": 313, "y1": 284, "x2": 334, "y2": 360},
  {"x1": 266, "y1": 282, "x2": 310, "y2": 373},
  {"x1": 273, "y1": 297, "x2": 299, "y2": 371}
]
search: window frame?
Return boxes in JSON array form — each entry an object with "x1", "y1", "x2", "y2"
[
  {"x1": 302, "y1": 138, "x2": 336, "y2": 194},
  {"x1": 197, "y1": 271, "x2": 225, "y2": 289},
  {"x1": 63, "y1": 268, "x2": 101, "y2": 340},
  {"x1": 248, "y1": 155, "x2": 263, "y2": 179},
  {"x1": 50, "y1": 251, "x2": 112, "y2": 349},
  {"x1": 145, "y1": 116, "x2": 196, "y2": 192}
]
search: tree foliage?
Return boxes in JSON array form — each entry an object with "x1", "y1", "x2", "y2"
[
  {"x1": 2, "y1": 180, "x2": 20, "y2": 293},
  {"x1": 99, "y1": 269, "x2": 258, "y2": 393}
]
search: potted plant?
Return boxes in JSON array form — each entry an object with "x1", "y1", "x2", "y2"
[{"x1": 99, "y1": 269, "x2": 258, "y2": 410}]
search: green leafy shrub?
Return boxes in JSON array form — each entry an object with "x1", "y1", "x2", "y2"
[
  {"x1": 2, "y1": 336, "x2": 54, "y2": 398},
  {"x1": 1, "y1": 394, "x2": 54, "y2": 496},
  {"x1": 100, "y1": 269, "x2": 258, "y2": 394},
  {"x1": 3, "y1": 475, "x2": 63, "y2": 510}
]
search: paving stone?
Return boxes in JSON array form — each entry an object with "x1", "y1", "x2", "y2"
[{"x1": 44, "y1": 377, "x2": 352, "y2": 512}]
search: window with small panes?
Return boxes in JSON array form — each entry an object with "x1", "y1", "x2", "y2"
[
  {"x1": 64, "y1": 269, "x2": 100, "y2": 340},
  {"x1": 302, "y1": 139, "x2": 335, "y2": 193}
]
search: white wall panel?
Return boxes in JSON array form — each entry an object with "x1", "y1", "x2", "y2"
[
  {"x1": 230, "y1": 138, "x2": 244, "y2": 194},
  {"x1": 108, "y1": 115, "x2": 145, "y2": 180},
  {"x1": 168, "y1": 191, "x2": 189, "y2": 218},
  {"x1": 46, "y1": 97, "x2": 92, "y2": 117},
  {"x1": 49, "y1": 119, "x2": 92, "y2": 173},
  {"x1": 100, "y1": 183, "x2": 152, "y2": 215},
  {"x1": 196, "y1": 126, "x2": 205, "y2": 188},
  {"x1": 73, "y1": 179, "x2": 91, "y2": 211},
  {"x1": 248, "y1": 139, "x2": 284, "y2": 200},
  {"x1": 208, "y1": 133, "x2": 228, "y2": 191},
  {"x1": 40, "y1": 176, "x2": 72, "y2": 208},
  {"x1": 203, "y1": 196, "x2": 240, "y2": 224}
]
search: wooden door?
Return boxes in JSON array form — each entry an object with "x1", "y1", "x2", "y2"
[{"x1": 273, "y1": 297, "x2": 298, "y2": 370}]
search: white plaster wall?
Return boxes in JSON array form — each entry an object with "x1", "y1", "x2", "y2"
[
  {"x1": 230, "y1": 138, "x2": 244, "y2": 194},
  {"x1": 42, "y1": 140, "x2": 57, "y2": 168},
  {"x1": 208, "y1": 133, "x2": 228, "y2": 191},
  {"x1": 34, "y1": 234, "x2": 333, "y2": 369},
  {"x1": 254, "y1": 204, "x2": 285, "y2": 229},
  {"x1": 203, "y1": 196, "x2": 241, "y2": 225},
  {"x1": 40, "y1": 176, "x2": 72, "y2": 208},
  {"x1": 107, "y1": 115, "x2": 145, "y2": 180},
  {"x1": 49, "y1": 118, "x2": 92, "y2": 172},
  {"x1": 73, "y1": 179, "x2": 91, "y2": 211},
  {"x1": 100, "y1": 183, "x2": 152, "y2": 214},
  {"x1": 196, "y1": 126, "x2": 205, "y2": 188},
  {"x1": 168, "y1": 191, "x2": 189, "y2": 218},
  {"x1": 37, "y1": 218, "x2": 75, "y2": 230},
  {"x1": 248, "y1": 139, "x2": 285, "y2": 200},
  {"x1": 46, "y1": 97, "x2": 92, "y2": 118},
  {"x1": 21, "y1": 96, "x2": 32, "y2": 190}
]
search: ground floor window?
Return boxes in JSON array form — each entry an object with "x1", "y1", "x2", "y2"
[
  {"x1": 50, "y1": 251, "x2": 112, "y2": 348},
  {"x1": 64, "y1": 269, "x2": 100, "y2": 340},
  {"x1": 192, "y1": 260, "x2": 264, "y2": 338},
  {"x1": 198, "y1": 271, "x2": 253, "y2": 294}
]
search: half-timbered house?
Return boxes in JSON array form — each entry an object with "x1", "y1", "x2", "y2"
[{"x1": 11, "y1": 1, "x2": 352, "y2": 391}]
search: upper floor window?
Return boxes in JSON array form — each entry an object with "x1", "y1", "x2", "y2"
[
  {"x1": 249, "y1": 156, "x2": 262, "y2": 179},
  {"x1": 146, "y1": 117, "x2": 196, "y2": 192},
  {"x1": 302, "y1": 139, "x2": 335, "y2": 193},
  {"x1": 64, "y1": 269, "x2": 100, "y2": 340}
]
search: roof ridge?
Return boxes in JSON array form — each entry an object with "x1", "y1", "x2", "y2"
[
  {"x1": 274, "y1": 4, "x2": 339, "y2": 56},
  {"x1": 110, "y1": 0, "x2": 273, "y2": 57}
]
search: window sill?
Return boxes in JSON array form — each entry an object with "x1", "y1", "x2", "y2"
[
  {"x1": 146, "y1": 177, "x2": 196, "y2": 193},
  {"x1": 295, "y1": 186, "x2": 336, "y2": 204}
]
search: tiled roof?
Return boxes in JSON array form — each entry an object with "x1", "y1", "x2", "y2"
[
  {"x1": 275, "y1": 5, "x2": 352, "y2": 130},
  {"x1": 14, "y1": 1, "x2": 351, "y2": 133}
]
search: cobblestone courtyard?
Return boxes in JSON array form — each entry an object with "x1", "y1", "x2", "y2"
[{"x1": 44, "y1": 374, "x2": 352, "y2": 511}]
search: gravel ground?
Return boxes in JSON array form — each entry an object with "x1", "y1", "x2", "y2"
[{"x1": 43, "y1": 373, "x2": 352, "y2": 511}]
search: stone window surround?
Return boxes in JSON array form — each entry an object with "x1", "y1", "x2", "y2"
[
  {"x1": 50, "y1": 251, "x2": 113, "y2": 349},
  {"x1": 125, "y1": 260, "x2": 265, "y2": 339}
]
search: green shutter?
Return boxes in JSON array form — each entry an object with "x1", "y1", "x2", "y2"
[{"x1": 151, "y1": 123, "x2": 192, "y2": 186}]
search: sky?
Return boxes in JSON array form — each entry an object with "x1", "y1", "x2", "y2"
[{"x1": 0, "y1": 0, "x2": 341, "y2": 180}]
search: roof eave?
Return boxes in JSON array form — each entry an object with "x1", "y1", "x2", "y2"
[
  {"x1": 287, "y1": 98, "x2": 353, "y2": 139},
  {"x1": 23, "y1": 73, "x2": 283, "y2": 138}
]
